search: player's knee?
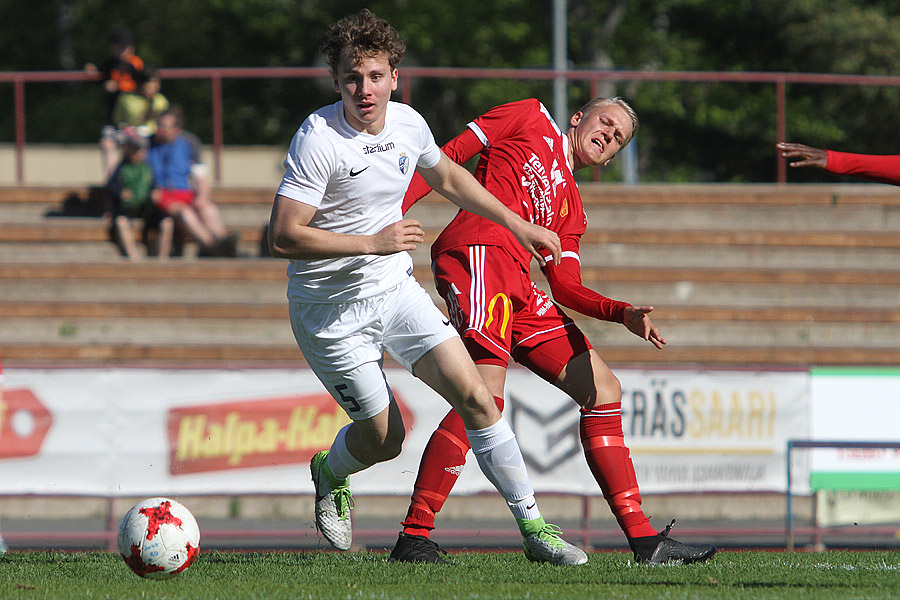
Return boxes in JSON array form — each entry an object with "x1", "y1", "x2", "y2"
[
  {"x1": 582, "y1": 373, "x2": 622, "y2": 411},
  {"x1": 453, "y1": 391, "x2": 499, "y2": 428},
  {"x1": 375, "y1": 427, "x2": 405, "y2": 462}
]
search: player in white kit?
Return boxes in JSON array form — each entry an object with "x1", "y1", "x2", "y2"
[{"x1": 267, "y1": 9, "x2": 587, "y2": 564}]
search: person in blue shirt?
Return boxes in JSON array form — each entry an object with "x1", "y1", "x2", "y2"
[{"x1": 146, "y1": 106, "x2": 238, "y2": 257}]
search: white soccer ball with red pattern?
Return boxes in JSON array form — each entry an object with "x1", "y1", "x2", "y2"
[{"x1": 117, "y1": 497, "x2": 200, "y2": 579}]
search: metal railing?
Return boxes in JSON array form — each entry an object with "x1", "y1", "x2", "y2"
[
  {"x1": 785, "y1": 439, "x2": 900, "y2": 551},
  {"x1": 5, "y1": 66, "x2": 900, "y2": 186}
]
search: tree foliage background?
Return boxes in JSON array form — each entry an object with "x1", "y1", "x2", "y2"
[{"x1": 3, "y1": 0, "x2": 900, "y2": 182}]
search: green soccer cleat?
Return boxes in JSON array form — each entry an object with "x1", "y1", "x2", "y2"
[
  {"x1": 310, "y1": 450, "x2": 353, "y2": 550},
  {"x1": 520, "y1": 519, "x2": 588, "y2": 566}
]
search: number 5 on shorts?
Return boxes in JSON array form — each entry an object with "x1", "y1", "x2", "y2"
[{"x1": 335, "y1": 384, "x2": 361, "y2": 413}]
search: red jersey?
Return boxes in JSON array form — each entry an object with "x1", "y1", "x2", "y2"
[
  {"x1": 825, "y1": 150, "x2": 900, "y2": 185},
  {"x1": 405, "y1": 98, "x2": 629, "y2": 323}
]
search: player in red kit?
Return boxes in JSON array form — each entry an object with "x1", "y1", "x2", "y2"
[{"x1": 389, "y1": 97, "x2": 717, "y2": 565}]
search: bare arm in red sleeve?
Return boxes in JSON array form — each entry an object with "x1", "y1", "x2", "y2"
[
  {"x1": 403, "y1": 128, "x2": 485, "y2": 214},
  {"x1": 542, "y1": 237, "x2": 666, "y2": 348},
  {"x1": 777, "y1": 142, "x2": 900, "y2": 185}
]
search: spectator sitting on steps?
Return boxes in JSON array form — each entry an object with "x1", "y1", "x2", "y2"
[
  {"x1": 106, "y1": 132, "x2": 174, "y2": 261},
  {"x1": 146, "y1": 106, "x2": 239, "y2": 257}
]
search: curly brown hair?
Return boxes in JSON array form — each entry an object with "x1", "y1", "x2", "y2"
[{"x1": 320, "y1": 9, "x2": 406, "y2": 75}]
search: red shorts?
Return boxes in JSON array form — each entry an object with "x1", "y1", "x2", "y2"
[
  {"x1": 433, "y1": 245, "x2": 591, "y2": 382},
  {"x1": 156, "y1": 189, "x2": 195, "y2": 212}
]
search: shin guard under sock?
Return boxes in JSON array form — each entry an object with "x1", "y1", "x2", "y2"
[
  {"x1": 580, "y1": 404, "x2": 656, "y2": 538},
  {"x1": 401, "y1": 409, "x2": 469, "y2": 537}
]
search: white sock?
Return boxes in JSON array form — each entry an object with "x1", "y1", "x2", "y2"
[
  {"x1": 326, "y1": 424, "x2": 369, "y2": 481},
  {"x1": 466, "y1": 419, "x2": 541, "y2": 519},
  {"x1": 508, "y1": 497, "x2": 542, "y2": 521}
]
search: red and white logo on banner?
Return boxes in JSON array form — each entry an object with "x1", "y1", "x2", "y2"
[{"x1": 0, "y1": 386, "x2": 53, "y2": 459}]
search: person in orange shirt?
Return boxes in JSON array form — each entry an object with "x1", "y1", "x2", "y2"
[
  {"x1": 86, "y1": 26, "x2": 145, "y2": 125},
  {"x1": 86, "y1": 26, "x2": 146, "y2": 178}
]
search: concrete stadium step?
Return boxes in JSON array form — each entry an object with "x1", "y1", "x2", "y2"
[
  {"x1": 4, "y1": 311, "x2": 898, "y2": 348},
  {"x1": 0, "y1": 225, "x2": 268, "y2": 259},
  {"x1": 0, "y1": 300, "x2": 286, "y2": 320},
  {"x1": 0, "y1": 278, "x2": 286, "y2": 304},
  {"x1": 407, "y1": 196, "x2": 900, "y2": 232},
  {"x1": 581, "y1": 204, "x2": 900, "y2": 232},
  {"x1": 2, "y1": 204, "x2": 270, "y2": 229},
  {"x1": 4, "y1": 341, "x2": 900, "y2": 369},
  {"x1": 0, "y1": 241, "x2": 124, "y2": 261},
  {"x1": 575, "y1": 318, "x2": 900, "y2": 349},
  {"x1": 3, "y1": 223, "x2": 898, "y2": 269},
  {"x1": 1, "y1": 300, "x2": 895, "y2": 324},
  {"x1": 39, "y1": 235, "x2": 897, "y2": 270},
  {"x1": 5, "y1": 261, "x2": 900, "y2": 288},
  {"x1": 6, "y1": 183, "x2": 899, "y2": 210},
  {"x1": 0, "y1": 343, "x2": 303, "y2": 367},
  {"x1": 577, "y1": 183, "x2": 900, "y2": 206},
  {"x1": 405, "y1": 183, "x2": 900, "y2": 207},
  {"x1": 6, "y1": 275, "x2": 890, "y2": 311},
  {"x1": 5, "y1": 261, "x2": 900, "y2": 309},
  {"x1": 585, "y1": 280, "x2": 900, "y2": 310},
  {"x1": 0, "y1": 260, "x2": 285, "y2": 281},
  {"x1": 3, "y1": 183, "x2": 899, "y2": 370},
  {"x1": 0, "y1": 316, "x2": 293, "y2": 346},
  {"x1": 578, "y1": 242, "x2": 900, "y2": 270},
  {"x1": 0, "y1": 186, "x2": 275, "y2": 206}
]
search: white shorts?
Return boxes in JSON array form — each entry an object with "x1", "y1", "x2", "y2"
[{"x1": 289, "y1": 276, "x2": 457, "y2": 420}]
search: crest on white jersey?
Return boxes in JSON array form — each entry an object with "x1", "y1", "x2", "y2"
[
  {"x1": 398, "y1": 152, "x2": 410, "y2": 174},
  {"x1": 543, "y1": 136, "x2": 555, "y2": 151}
]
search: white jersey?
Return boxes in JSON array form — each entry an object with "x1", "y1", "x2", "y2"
[{"x1": 277, "y1": 101, "x2": 443, "y2": 303}]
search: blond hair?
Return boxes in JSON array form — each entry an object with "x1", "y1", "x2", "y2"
[{"x1": 576, "y1": 97, "x2": 638, "y2": 145}]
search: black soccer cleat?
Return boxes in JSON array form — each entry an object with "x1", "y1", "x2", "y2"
[
  {"x1": 389, "y1": 532, "x2": 451, "y2": 564},
  {"x1": 630, "y1": 519, "x2": 717, "y2": 565}
]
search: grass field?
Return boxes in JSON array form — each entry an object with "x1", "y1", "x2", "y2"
[{"x1": 3, "y1": 549, "x2": 900, "y2": 600}]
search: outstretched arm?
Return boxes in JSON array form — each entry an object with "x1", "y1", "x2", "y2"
[
  {"x1": 778, "y1": 141, "x2": 900, "y2": 185},
  {"x1": 542, "y1": 239, "x2": 665, "y2": 349},
  {"x1": 417, "y1": 153, "x2": 561, "y2": 266}
]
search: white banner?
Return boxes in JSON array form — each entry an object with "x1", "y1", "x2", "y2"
[
  {"x1": 810, "y1": 368, "x2": 900, "y2": 490},
  {"x1": 501, "y1": 369, "x2": 809, "y2": 494},
  {"x1": 0, "y1": 367, "x2": 808, "y2": 496}
]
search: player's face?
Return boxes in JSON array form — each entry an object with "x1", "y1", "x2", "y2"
[
  {"x1": 333, "y1": 51, "x2": 398, "y2": 135},
  {"x1": 568, "y1": 104, "x2": 633, "y2": 170}
]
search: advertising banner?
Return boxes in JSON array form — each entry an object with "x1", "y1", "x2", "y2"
[
  {"x1": 503, "y1": 369, "x2": 809, "y2": 494},
  {"x1": 1, "y1": 368, "x2": 808, "y2": 496},
  {"x1": 810, "y1": 368, "x2": 900, "y2": 491}
]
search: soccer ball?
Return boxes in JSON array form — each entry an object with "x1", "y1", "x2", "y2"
[{"x1": 117, "y1": 497, "x2": 200, "y2": 579}]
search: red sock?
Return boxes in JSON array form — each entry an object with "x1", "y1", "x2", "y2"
[
  {"x1": 401, "y1": 396, "x2": 505, "y2": 538},
  {"x1": 580, "y1": 404, "x2": 657, "y2": 539}
]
